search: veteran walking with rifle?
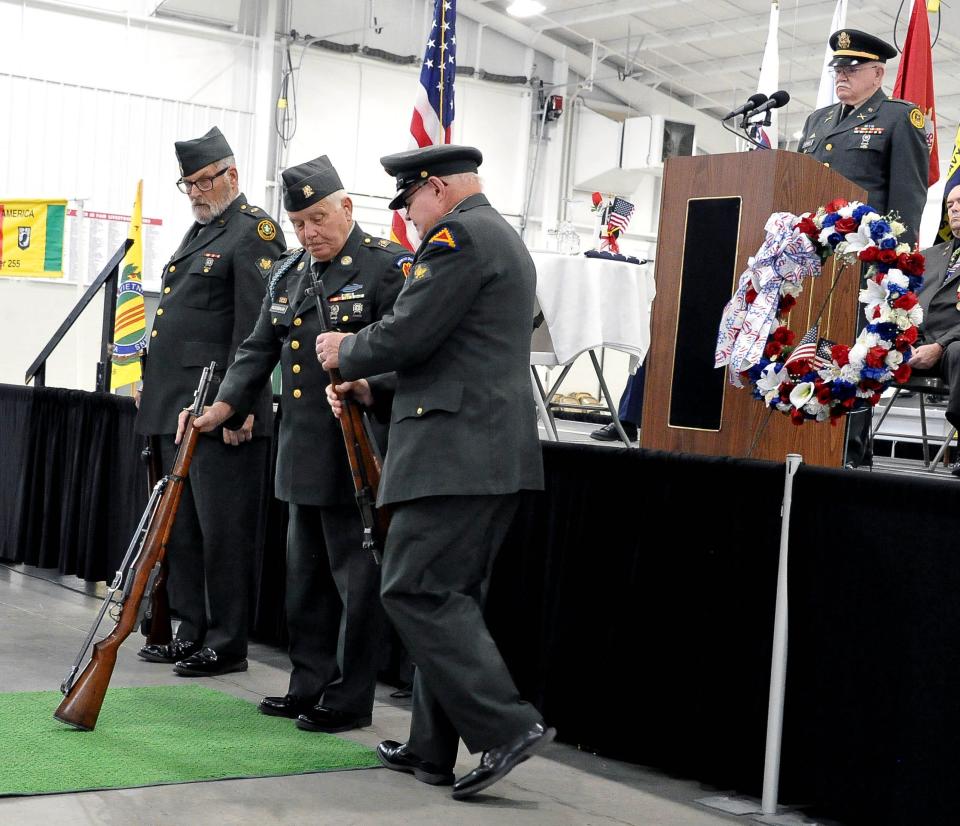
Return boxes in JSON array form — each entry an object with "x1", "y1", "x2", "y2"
[
  {"x1": 319, "y1": 145, "x2": 552, "y2": 799},
  {"x1": 189, "y1": 156, "x2": 406, "y2": 733}
]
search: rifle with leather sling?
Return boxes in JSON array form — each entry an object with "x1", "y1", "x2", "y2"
[
  {"x1": 54, "y1": 362, "x2": 216, "y2": 731},
  {"x1": 308, "y1": 269, "x2": 388, "y2": 564}
]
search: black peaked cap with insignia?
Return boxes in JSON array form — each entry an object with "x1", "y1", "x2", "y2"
[
  {"x1": 381, "y1": 145, "x2": 483, "y2": 210},
  {"x1": 828, "y1": 29, "x2": 898, "y2": 67},
  {"x1": 175, "y1": 127, "x2": 234, "y2": 177},
  {"x1": 282, "y1": 155, "x2": 344, "y2": 212}
]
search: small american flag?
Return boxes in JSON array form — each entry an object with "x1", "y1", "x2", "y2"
[
  {"x1": 606, "y1": 196, "x2": 635, "y2": 232},
  {"x1": 784, "y1": 325, "x2": 834, "y2": 373}
]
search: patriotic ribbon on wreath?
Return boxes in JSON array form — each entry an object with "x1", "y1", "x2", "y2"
[{"x1": 715, "y1": 212, "x2": 822, "y2": 386}]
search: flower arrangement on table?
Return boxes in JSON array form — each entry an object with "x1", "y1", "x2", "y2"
[{"x1": 714, "y1": 198, "x2": 925, "y2": 425}]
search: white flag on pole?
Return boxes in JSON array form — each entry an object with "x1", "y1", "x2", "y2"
[
  {"x1": 815, "y1": 0, "x2": 848, "y2": 109},
  {"x1": 748, "y1": 0, "x2": 780, "y2": 149}
]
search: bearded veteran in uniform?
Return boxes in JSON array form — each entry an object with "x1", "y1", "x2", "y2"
[
  {"x1": 798, "y1": 29, "x2": 929, "y2": 244},
  {"x1": 907, "y1": 183, "x2": 960, "y2": 475},
  {"x1": 187, "y1": 155, "x2": 406, "y2": 731},
  {"x1": 136, "y1": 127, "x2": 285, "y2": 676},
  {"x1": 798, "y1": 30, "x2": 929, "y2": 467},
  {"x1": 318, "y1": 145, "x2": 553, "y2": 800}
]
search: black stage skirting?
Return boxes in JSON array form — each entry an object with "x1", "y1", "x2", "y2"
[{"x1": 4, "y1": 382, "x2": 960, "y2": 825}]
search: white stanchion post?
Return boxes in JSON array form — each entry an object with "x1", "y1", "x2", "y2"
[{"x1": 761, "y1": 453, "x2": 803, "y2": 816}]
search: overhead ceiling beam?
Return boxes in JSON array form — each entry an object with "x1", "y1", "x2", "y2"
[
  {"x1": 457, "y1": 0, "x2": 736, "y2": 152},
  {"x1": 532, "y1": 0, "x2": 678, "y2": 30}
]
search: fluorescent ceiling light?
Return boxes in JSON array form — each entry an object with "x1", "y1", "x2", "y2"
[{"x1": 507, "y1": 0, "x2": 545, "y2": 17}]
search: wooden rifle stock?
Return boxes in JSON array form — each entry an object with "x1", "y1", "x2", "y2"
[
  {"x1": 54, "y1": 363, "x2": 216, "y2": 730},
  {"x1": 309, "y1": 271, "x2": 389, "y2": 563},
  {"x1": 141, "y1": 435, "x2": 172, "y2": 646}
]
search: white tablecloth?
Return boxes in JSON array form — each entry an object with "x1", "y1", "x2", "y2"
[{"x1": 531, "y1": 251, "x2": 656, "y2": 371}]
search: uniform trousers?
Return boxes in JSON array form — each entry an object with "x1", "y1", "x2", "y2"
[
  {"x1": 285, "y1": 502, "x2": 385, "y2": 715},
  {"x1": 159, "y1": 435, "x2": 269, "y2": 659},
  {"x1": 380, "y1": 493, "x2": 542, "y2": 769}
]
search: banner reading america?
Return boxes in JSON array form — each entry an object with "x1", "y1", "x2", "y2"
[
  {"x1": 110, "y1": 181, "x2": 146, "y2": 390},
  {"x1": 0, "y1": 200, "x2": 66, "y2": 278},
  {"x1": 390, "y1": 0, "x2": 457, "y2": 250}
]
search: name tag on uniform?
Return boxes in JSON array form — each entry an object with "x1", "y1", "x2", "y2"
[{"x1": 270, "y1": 302, "x2": 290, "y2": 326}]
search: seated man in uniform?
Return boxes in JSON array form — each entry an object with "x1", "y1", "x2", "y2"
[{"x1": 908, "y1": 183, "x2": 960, "y2": 475}]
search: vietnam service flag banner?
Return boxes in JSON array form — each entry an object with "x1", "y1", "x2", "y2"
[
  {"x1": 111, "y1": 181, "x2": 146, "y2": 390},
  {"x1": 0, "y1": 200, "x2": 66, "y2": 277}
]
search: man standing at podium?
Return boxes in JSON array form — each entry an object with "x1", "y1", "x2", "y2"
[
  {"x1": 798, "y1": 29, "x2": 928, "y2": 242},
  {"x1": 798, "y1": 29, "x2": 929, "y2": 466}
]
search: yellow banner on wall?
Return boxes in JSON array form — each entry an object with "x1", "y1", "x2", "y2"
[{"x1": 0, "y1": 200, "x2": 67, "y2": 278}]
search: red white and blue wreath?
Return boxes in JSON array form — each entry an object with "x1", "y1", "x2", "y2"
[{"x1": 715, "y1": 198, "x2": 925, "y2": 425}]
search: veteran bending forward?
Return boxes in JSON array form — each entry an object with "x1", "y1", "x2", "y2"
[
  {"x1": 187, "y1": 156, "x2": 405, "y2": 731},
  {"x1": 319, "y1": 144, "x2": 553, "y2": 800}
]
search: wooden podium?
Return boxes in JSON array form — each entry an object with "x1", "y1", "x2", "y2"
[{"x1": 640, "y1": 150, "x2": 867, "y2": 467}]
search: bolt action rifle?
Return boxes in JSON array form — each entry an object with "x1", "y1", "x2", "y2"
[
  {"x1": 54, "y1": 362, "x2": 216, "y2": 731},
  {"x1": 309, "y1": 269, "x2": 388, "y2": 564}
]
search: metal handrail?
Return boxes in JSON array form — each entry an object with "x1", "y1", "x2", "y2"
[{"x1": 24, "y1": 239, "x2": 133, "y2": 391}]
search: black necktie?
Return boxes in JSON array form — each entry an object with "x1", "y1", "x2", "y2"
[{"x1": 839, "y1": 104, "x2": 853, "y2": 121}]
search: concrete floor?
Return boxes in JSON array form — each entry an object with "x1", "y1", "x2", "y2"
[{"x1": 0, "y1": 564, "x2": 758, "y2": 826}]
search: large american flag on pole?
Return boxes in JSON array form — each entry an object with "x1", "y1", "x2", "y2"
[{"x1": 390, "y1": 0, "x2": 457, "y2": 250}]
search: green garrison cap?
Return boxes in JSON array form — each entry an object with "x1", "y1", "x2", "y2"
[
  {"x1": 174, "y1": 127, "x2": 234, "y2": 177},
  {"x1": 281, "y1": 155, "x2": 344, "y2": 212},
  {"x1": 381, "y1": 145, "x2": 483, "y2": 210},
  {"x1": 829, "y1": 29, "x2": 898, "y2": 67}
]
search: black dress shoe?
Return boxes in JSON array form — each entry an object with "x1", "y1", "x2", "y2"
[
  {"x1": 589, "y1": 421, "x2": 638, "y2": 442},
  {"x1": 258, "y1": 694, "x2": 318, "y2": 719},
  {"x1": 451, "y1": 723, "x2": 556, "y2": 800},
  {"x1": 376, "y1": 740, "x2": 454, "y2": 786},
  {"x1": 295, "y1": 706, "x2": 372, "y2": 733},
  {"x1": 950, "y1": 461, "x2": 960, "y2": 478},
  {"x1": 137, "y1": 639, "x2": 199, "y2": 664},
  {"x1": 173, "y1": 647, "x2": 248, "y2": 677}
]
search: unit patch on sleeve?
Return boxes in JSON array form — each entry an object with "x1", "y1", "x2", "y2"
[
  {"x1": 257, "y1": 220, "x2": 277, "y2": 241},
  {"x1": 427, "y1": 227, "x2": 457, "y2": 250},
  {"x1": 909, "y1": 107, "x2": 925, "y2": 130},
  {"x1": 396, "y1": 254, "x2": 415, "y2": 277}
]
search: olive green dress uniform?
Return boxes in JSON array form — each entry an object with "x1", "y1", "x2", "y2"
[
  {"x1": 798, "y1": 87, "x2": 929, "y2": 244},
  {"x1": 338, "y1": 145, "x2": 545, "y2": 770},
  {"x1": 915, "y1": 241, "x2": 960, "y2": 430},
  {"x1": 135, "y1": 128, "x2": 285, "y2": 662},
  {"x1": 217, "y1": 219, "x2": 406, "y2": 713}
]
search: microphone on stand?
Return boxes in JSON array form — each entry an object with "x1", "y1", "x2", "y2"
[
  {"x1": 747, "y1": 90, "x2": 791, "y2": 119},
  {"x1": 722, "y1": 93, "x2": 768, "y2": 121}
]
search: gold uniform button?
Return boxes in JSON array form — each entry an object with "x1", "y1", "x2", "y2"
[
  {"x1": 203, "y1": 267, "x2": 210, "y2": 273},
  {"x1": 825, "y1": 143, "x2": 833, "y2": 151},
  {"x1": 291, "y1": 340, "x2": 300, "y2": 350},
  {"x1": 241, "y1": 204, "x2": 247, "y2": 210},
  {"x1": 823, "y1": 162, "x2": 831, "y2": 167},
  {"x1": 364, "y1": 237, "x2": 371, "y2": 243},
  {"x1": 292, "y1": 364, "x2": 301, "y2": 374},
  {"x1": 156, "y1": 308, "x2": 164, "y2": 316},
  {"x1": 342, "y1": 315, "x2": 349, "y2": 322},
  {"x1": 272, "y1": 318, "x2": 278, "y2": 325},
  {"x1": 293, "y1": 388, "x2": 302, "y2": 399},
  {"x1": 293, "y1": 317, "x2": 302, "y2": 327},
  {"x1": 151, "y1": 330, "x2": 158, "y2": 338},
  {"x1": 163, "y1": 286, "x2": 171, "y2": 294},
  {"x1": 417, "y1": 406, "x2": 423, "y2": 415},
  {"x1": 168, "y1": 265, "x2": 176, "y2": 272}
]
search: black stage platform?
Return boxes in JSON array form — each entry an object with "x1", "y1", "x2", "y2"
[{"x1": 4, "y1": 383, "x2": 960, "y2": 825}]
